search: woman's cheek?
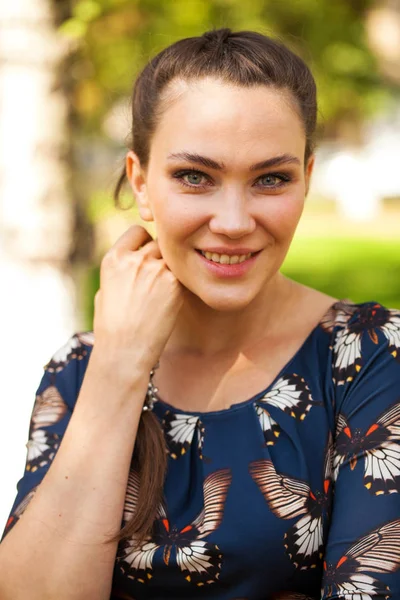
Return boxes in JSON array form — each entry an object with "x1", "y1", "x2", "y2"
[
  {"x1": 153, "y1": 199, "x2": 207, "y2": 243},
  {"x1": 261, "y1": 193, "x2": 304, "y2": 242}
]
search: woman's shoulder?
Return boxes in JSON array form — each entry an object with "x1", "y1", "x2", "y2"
[
  {"x1": 321, "y1": 299, "x2": 400, "y2": 337},
  {"x1": 44, "y1": 331, "x2": 95, "y2": 374},
  {"x1": 320, "y1": 299, "x2": 400, "y2": 388},
  {"x1": 36, "y1": 332, "x2": 95, "y2": 410}
]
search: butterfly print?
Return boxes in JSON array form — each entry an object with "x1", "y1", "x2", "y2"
[
  {"x1": 332, "y1": 327, "x2": 362, "y2": 386},
  {"x1": 3, "y1": 487, "x2": 38, "y2": 537},
  {"x1": 332, "y1": 304, "x2": 400, "y2": 385},
  {"x1": 249, "y1": 436, "x2": 333, "y2": 569},
  {"x1": 25, "y1": 385, "x2": 68, "y2": 472},
  {"x1": 258, "y1": 374, "x2": 316, "y2": 421},
  {"x1": 29, "y1": 385, "x2": 68, "y2": 433},
  {"x1": 45, "y1": 332, "x2": 94, "y2": 373},
  {"x1": 162, "y1": 411, "x2": 205, "y2": 460},
  {"x1": 381, "y1": 309, "x2": 400, "y2": 362},
  {"x1": 255, "y1": 405, "x2": 280, "y2": 446},
  {"x1": 320, "y1": 300, "x2": 356, "y2": 334},
  {"x1": 323, "y1": 518, "x2": 400, "y2": 599},
  {"x1": 26, "y1": 429, "x2": 60, "y2": 472},
  {"x1": 117, "y1": 468, "x2": 232, "y2": 585},
  {"x1": 334, "y1": 402, "x2": 400, "y2": 495}
]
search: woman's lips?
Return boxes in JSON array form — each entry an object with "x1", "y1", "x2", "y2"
[{"x1": 195, "y1": 249, "x2": 261, "y2": 278}]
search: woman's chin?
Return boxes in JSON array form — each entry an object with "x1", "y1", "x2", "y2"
[{"x1": 185, "y1": 285, "x2": 260, "y2": 313}]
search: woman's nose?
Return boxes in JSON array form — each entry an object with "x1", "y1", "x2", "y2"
[{"x1": 208, "y1": 190, "x2": 256, "y2": 238}]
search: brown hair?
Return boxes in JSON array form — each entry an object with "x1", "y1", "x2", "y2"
[{"x1": 111, "y1": 28, "x2": 318, "y2": 544}]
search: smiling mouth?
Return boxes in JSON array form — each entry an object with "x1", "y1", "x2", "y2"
[{"x1": 195, "y1": 249, "x2": 259, "y2": 265}]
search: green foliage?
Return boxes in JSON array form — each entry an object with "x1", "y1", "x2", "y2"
[
  {"x1": 282, "y1": 236, "x2": 400, "y2": 309},
  {"x1": 63, "y1": 0, "x2": 389, "y2": 134}
]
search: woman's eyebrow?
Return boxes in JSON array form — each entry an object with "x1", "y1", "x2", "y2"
[
  {"x1": 167, "y1": 152, "x2": 300, "y2": 171},
  {"x1": 167, "y1": 152, "x2": 224, "y2": 170},
  {"x1": 249, "y1": 154, "x2": 300, "y2": 171}
]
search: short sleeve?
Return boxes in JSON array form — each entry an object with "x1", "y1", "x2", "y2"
[
  {"x1": 322, "y1": 304, "x2": 400, "y2": 598},
  {"x1": 0, "y1": 332, "x2": 94, "y2": 542}
]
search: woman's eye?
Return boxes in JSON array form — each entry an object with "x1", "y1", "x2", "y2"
[
  {"x1": 173, "y1": 169, "x2": 210, "y2": 188},
  {"x1": 257, "y1": 174, "x2": 288, "y2": 187},
  {"x1": 184, "y1": 172, "x2": 206, "y2": 185}
]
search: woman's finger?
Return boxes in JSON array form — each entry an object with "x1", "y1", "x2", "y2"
[
  {"x1": 111, "y1": 225, "x2": 153, "y2": 254},
  {"x1": 138, "y1": 239, "x2": 162, "y2": 260}
]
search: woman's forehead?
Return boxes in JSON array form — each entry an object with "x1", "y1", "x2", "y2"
[{"x1": 151, "y1": 78, "x2": 306, "y2": 164}]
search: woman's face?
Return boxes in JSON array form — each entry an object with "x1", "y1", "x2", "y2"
[{"x1": 127, "y1": 78, "x2": 314, "y2": 312}]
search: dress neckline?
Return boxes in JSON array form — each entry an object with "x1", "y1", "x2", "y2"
[{"x1": 154, "y1": 299, "x2": 350, "y2": 418}]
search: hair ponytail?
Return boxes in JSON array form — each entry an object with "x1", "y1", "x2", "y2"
[{"x1": 106, "y1": 410, "x2": 167, "y2": 544}]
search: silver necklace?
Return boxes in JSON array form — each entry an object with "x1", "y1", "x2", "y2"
[{"x1": 143, "y1": 361, "x2": 160, "y2": 411}]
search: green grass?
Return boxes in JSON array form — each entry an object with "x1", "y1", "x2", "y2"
[{"x1": 282, "y1": 237, "x2": 400, "y2": 309}]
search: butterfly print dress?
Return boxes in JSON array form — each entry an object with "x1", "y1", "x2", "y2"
[{"x1": 2, "y1": 301, "x2": 400, "y2": 599}]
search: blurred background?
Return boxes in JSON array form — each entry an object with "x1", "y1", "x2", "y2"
[{"x1": 1, "y1": 0, "x2": 399, "y2": 530}]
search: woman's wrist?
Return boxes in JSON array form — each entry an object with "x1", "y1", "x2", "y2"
[{"x1": 85, "y1": 345, "x2": 152, "y2": 409}]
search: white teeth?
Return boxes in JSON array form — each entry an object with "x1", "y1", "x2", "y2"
[{"x1": 200, "y1": 250, "x2": 253, "y2": 264}]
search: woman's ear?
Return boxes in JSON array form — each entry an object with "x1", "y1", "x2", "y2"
[
  {"x1": 126, "y1": 151, "x2": 154, "y2": 222},
  {"x1": 304, "y1": 154, "x2": 315, "y2": 197}
]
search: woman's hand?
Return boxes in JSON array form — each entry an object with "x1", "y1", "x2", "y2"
[{"x1": 92, "y1": 224, "x2": 185, "y2": 377}]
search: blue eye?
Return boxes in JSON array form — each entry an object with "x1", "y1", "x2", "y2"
[
  {"x1": 173, "y1": 169, "x2": 211, "y2": 188},
  {"x1": 257, "y1": 173, "x2": 290, "y2": 188},
  {"x1": 184, "y1": 172, "x2": 205, "y2": 185}
]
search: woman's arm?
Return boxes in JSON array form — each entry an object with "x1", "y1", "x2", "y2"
[
  {"x1": 0, "y1": 348, "x2": 148, "y2": 600},
  {"x1": 0, "y1": 225, "x2": 185, "y2": 600}
]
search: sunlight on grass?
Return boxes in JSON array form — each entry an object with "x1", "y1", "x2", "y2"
[{"x1": 283, "y1": 237, "x2": 400, "y2": 308}]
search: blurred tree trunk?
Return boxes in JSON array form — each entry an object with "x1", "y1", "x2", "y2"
[
  {"x1": 0, "y1": 0, "x2": 77, "y2": 529},
  {"x1": 367, "y1": 0, "x2": 400, "y2": 83}
]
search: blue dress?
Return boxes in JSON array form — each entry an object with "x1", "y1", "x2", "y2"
[{"x1": 2, "y1": 301, "x2": 400, "y2": 600}]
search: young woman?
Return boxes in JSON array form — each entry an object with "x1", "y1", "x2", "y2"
[{"x1": 1, "y1": 28, "x2": 400, "y2": 600}]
